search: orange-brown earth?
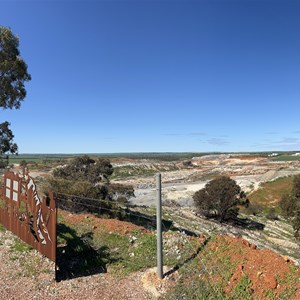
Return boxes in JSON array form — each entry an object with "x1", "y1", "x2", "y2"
[
  {"x1": 60, "y1": 210, "x2": 150, "y2": 235},
  {"x1": 204, "y1": 235, "x2": 300, "y2": 299},
  {"x1": 60, "y1": 212, "x2": 300, "y2": 299}
]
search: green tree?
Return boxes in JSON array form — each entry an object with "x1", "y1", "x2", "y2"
[
  {"x1": 53, "y1": 155, "x2": 113, "y2": 183},
  {"x1": 0, "y1": 26, "x2": 31, "y2": 109},
  {"x1": 0, "y1": 121, "x2": 18, "y2": 167},
  {"x1": 46, "y1": 156, "x2": 135, "y2": 216},
  {"x1": 193, "y1": 176, "x2": 249, "y2": 222},
  {"x1": 0, "y1": 26, "x2": 31, "y2": 165},
  {"x1": 280, "y1": 175, "x2": 300, "y2": 237}
]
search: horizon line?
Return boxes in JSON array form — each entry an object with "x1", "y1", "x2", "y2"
[{"x1": 9, "y1": 150, "x2": 300, "y2": 156}]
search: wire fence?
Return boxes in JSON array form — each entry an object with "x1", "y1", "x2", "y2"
[
  {"x1": 54, "y1": 191, "x2": 253, "y2": 298},
  {"x1": 56, "y1": 192, "x2": 156, "y2": 227},
  {"x1": 159, "y1": 217, "x2": 223, "y2": 299},
  {"x1": 161, "y1": 218, "x2": 253, "y2": 300}
]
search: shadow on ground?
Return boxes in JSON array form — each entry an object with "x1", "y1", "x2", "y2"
[
  {"x1": 230, "y1": 216, "x2": 265, "y2": 230},
  {"x1": 56, "y1": 223, "x2": 112, "y2": 281},
  {"x1": 121, "y1": 208, "x2": 265, "y2": 234},
  {"x1": 164, "y1": 236, "x2": 211, "y2": 278},
  {"x1": 121, "y1": 207, "x2": 199, "y2": 236}
]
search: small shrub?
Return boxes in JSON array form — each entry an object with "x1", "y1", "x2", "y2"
[
  {"x1": 266, "y1": 208, "x2": 279, "y2": 221},
  {"x1": 243, "y1": 202, "x2": 263, "y2": 216}
]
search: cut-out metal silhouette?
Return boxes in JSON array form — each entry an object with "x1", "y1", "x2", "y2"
[{"x1": 0, "y1": 169, "x2": 57, "y2": 261}]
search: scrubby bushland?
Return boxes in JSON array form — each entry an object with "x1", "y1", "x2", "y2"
[
  {"x1": 193, "y1": 176, "x2": 249, "y2": 222},
  {"x1": 53, "y1": 155, "x2": 113, "y2": 183},
  {"x1": 280, "y1": 175, "x2": 300, "y2": 237},
  {"x1": 44, "y1": 155, "x2": 134, "y2": 216},
  {"x1": 45, "y1": 177, "x2": 108, "y2": 199}
]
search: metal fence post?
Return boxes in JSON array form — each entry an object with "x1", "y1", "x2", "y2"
[{"x1": 156, "y1": 173, "x2": 163, "y2": 279}]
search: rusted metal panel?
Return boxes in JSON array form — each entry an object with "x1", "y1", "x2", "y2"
[{"x1": 0, "y1": 169, "x2": 57, "y2": 261}]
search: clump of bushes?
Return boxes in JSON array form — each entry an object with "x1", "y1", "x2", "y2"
[{"x1": 43, "y1": 155, "x2": 134, "y2": 217}]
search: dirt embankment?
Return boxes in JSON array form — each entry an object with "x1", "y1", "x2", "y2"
[{"x1": 1, "y1": 214, "x2": 300, "y2": 299}]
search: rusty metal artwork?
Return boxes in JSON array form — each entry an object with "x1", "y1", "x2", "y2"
[{"x1": 0, "y1": 169, "x2": 57, "y2": 261}]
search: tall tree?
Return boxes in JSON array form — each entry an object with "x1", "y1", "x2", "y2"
[{"x1": 0, "y1": 26, "x2": 31, "y2": 163}]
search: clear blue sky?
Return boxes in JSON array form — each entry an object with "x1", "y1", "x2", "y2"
[{"x1": 1, "y1": 0, "x2": 300, "y2": 154}]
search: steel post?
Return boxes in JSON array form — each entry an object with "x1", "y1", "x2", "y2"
[{"x1": 156, "y1": 173, "x2": 163, "y2": 279}]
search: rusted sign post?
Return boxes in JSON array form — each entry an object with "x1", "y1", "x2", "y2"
[{"x1": 0, "y1": 169, "x2": 57, "y2": 261}]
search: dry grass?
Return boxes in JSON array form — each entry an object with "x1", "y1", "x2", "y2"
[{"x1": 248, "y1": 176, "x2": 293, "y2": 207}]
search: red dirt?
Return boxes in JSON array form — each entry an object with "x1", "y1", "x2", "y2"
[
  {"x1": 60, "y1": 210, "x2": 150, "y2": 235},
  {"x1": 59, "y1": 211, "x2": 300, "y2": 298},
  {"x1": 2, "y1": 207, "x2": 300, "y2": 299},
  {"x1": 206, "y1": 235, "x2": 300, "y2": 299}
]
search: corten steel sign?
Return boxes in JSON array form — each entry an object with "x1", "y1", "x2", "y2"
[{"x1": 0, "y1": 169, "x2": 57, "y2": 261}]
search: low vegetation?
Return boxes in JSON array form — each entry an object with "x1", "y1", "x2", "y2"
[
  {"x1": 56, "y1": 211, "x2": 200, "y2": 280},
  {"x1": 57, "y1": 209, "x2": 298, "y2": 299},
  {"x1": 280, "y1": 174, "x2": 300, "y2": 238},
  {"x1": 43, "y1": 155, "x2": 135, "y2": 217},
  {"x1": 271, "y1": 155, "x2": 300, "y2": 162},
  {"x1": 2, "y1": 152, "x2": 300, "y2": 298},
  {"x1": 5, "y1": 208, "x2": 298, "y2": 299},
  {"x1": 248, "y1": 176, "x2": 293, "y2": 209},
  {"x1": 111, "y1": 165, "x2": 161, "y2": 180},
  {"x1": 240, "y1": 173, "x2": 300, "y2": 240},
  {"x1": 1, "y1": 187, "x2": 300, "y2": 298}
]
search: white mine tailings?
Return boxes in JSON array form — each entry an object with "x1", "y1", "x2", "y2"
[{"x1": 127, "y1": 155, "x2": 300, "y2": 207}]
